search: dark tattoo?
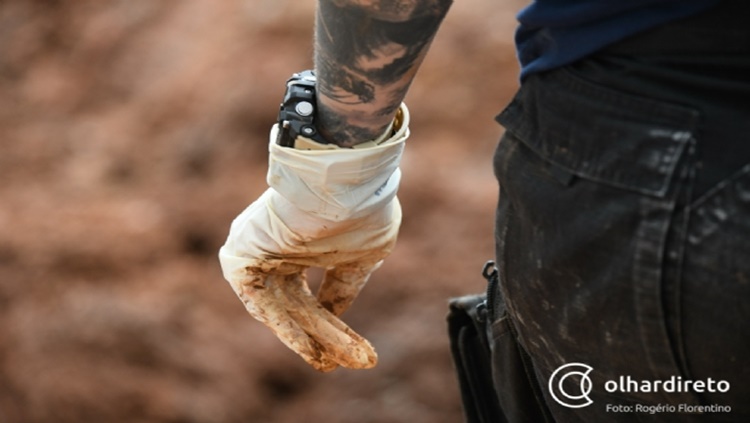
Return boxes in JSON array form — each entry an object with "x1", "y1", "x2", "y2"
[{"x1": 315, "y1": 0, "x2": 452, "y2": 146}]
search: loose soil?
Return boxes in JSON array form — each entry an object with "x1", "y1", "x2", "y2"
[{"x1": 0, "y1": 1, "x2": 525, "y2": 422}]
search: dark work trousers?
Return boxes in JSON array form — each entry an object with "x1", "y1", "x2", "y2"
[{"x1": 487, "y1": 3, "x2": 750, "y2": 422}]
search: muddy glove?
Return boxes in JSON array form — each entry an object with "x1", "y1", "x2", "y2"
[{"x1": 219, "y1": 104, "x2": 409, "y2": 372}]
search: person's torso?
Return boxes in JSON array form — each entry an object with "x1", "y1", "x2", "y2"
[{"x1": 515, "y1": 0, "x2": 722, "y2": 79}]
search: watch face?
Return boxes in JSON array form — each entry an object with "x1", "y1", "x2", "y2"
[{"x1": 276, "y1": 70, "x2": 328, "y2": 147}]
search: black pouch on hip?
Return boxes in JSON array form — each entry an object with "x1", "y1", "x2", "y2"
[
  {"x1": 448, "y1": 261, "x2": 553, "y2": 423},
  {"x1": 447, "y1": 282, "x2": 505, "y2": 422}
]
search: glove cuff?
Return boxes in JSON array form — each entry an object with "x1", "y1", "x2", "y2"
[{"x1": 267, "y1": 103, "x2": 410, "y2": 222}]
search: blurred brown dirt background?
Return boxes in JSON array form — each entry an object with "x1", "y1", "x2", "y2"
[{"x1": 0, "y1": 1, "x2": 525, "y2": 422}]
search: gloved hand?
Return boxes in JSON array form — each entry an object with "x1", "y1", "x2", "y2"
[{"x1": 219, "y1": 104, "x2": 409, "y2": 372}]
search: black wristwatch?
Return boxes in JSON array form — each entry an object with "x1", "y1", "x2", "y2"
[{"x1": 275, "y1": 70, "x2": 330, "y2": 148}]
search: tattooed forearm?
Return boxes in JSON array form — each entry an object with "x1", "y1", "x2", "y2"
[{"x1": 315, "y1": 0, "x2": 453, "y2": 146}]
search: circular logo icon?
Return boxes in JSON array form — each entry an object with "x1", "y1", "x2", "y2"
[{"x1": 548, "y1": 362, "x2": 594, "y2": 408}]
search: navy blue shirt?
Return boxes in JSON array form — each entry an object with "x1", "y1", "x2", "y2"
[{"x1": 516, "y1": 0, "x2": 722, "y2": 79}]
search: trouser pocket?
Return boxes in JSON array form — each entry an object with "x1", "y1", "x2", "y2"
[{"x1": 486, "y1": 262, "x2": 555, "y2": 423}]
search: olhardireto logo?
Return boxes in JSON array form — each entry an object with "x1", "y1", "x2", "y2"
[
  {"x1": 547, "y1": 362, "x2": 733, "y2": 415},
  {"x1": 548, "y1": 363, "x2": 594, "y2": 408}
]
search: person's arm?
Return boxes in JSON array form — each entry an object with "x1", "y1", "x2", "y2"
[
  {"x1": 315, "y1": 0, "x2": 453, "y2": 147},
  {"x1": 219, "y1": 1, "x2": 454, "y2": 372}
]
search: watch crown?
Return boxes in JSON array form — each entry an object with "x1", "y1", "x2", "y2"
[
  {"x1": 301, "y1": 126, "x2": 316, "y2": 137},
  {"x1": 295, "y1": 101, "x2": 314, "y2": 117}
]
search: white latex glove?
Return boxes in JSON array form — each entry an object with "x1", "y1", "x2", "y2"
[{"x1": 219, "y1": 104, "x2": 409, "y2": 372}]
